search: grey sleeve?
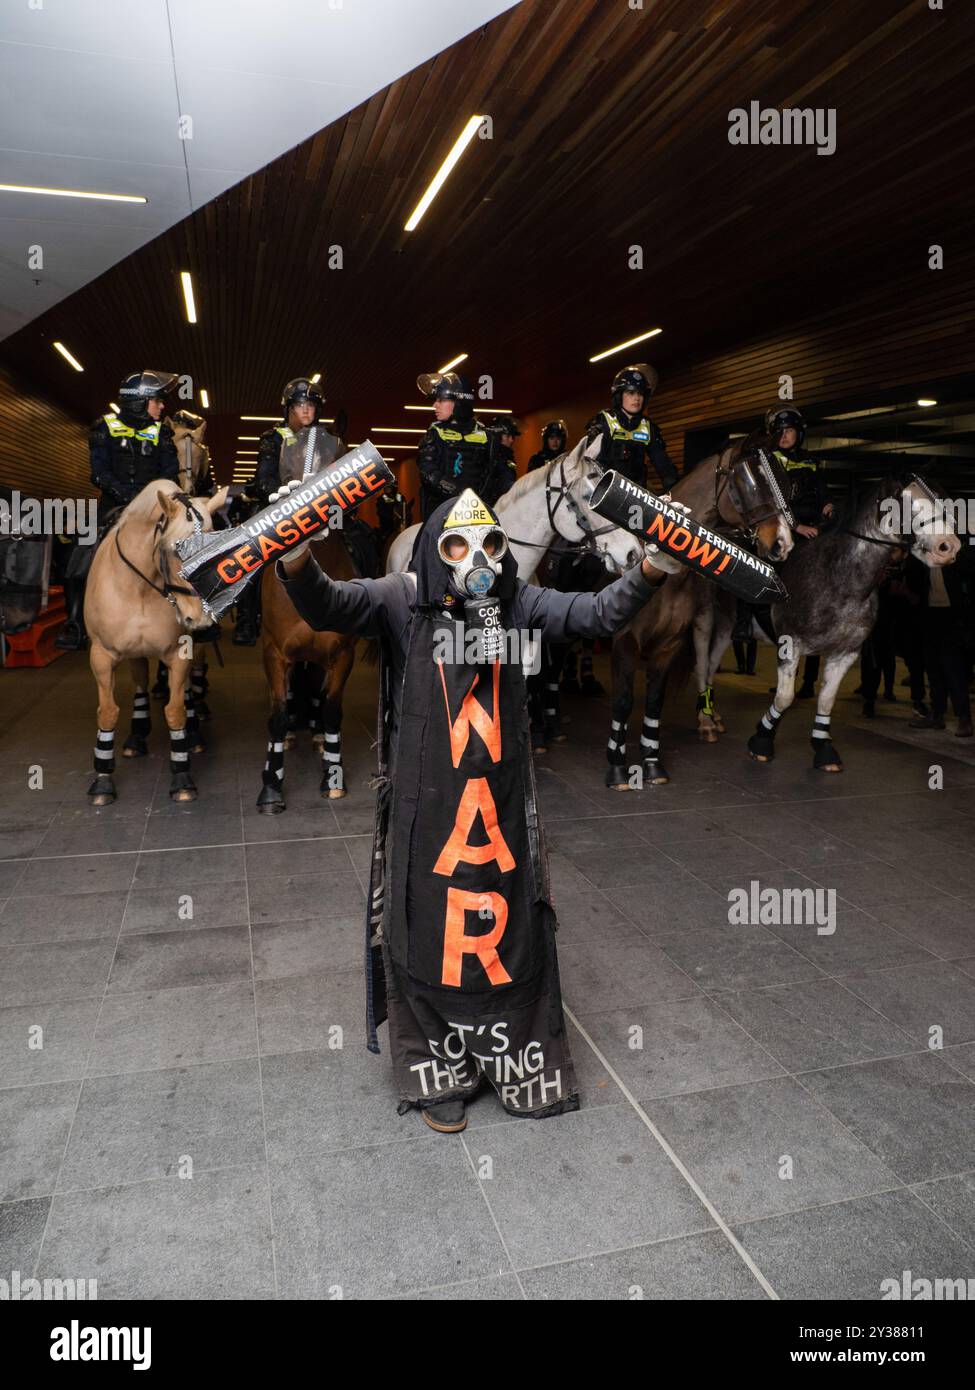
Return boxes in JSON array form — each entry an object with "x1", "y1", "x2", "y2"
[
  {"x1": 274, "y1": 556, "x2": 407, "y2": 638},
  {"x1": 511, "y1": 565, "x2": 663, "y2": 642}
]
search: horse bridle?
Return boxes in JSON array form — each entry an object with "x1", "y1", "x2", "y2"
[
  {"x1": 843, "y1": 474, "x2": 943, "y2": 550},
  {"x1": 115, "y1": 490, "x2": 203, "y2": 613},
  {"x1": 504, "y1": 452, "x2": 618, "y2": 559},
  {"x1": 713, "y1": 450, "x2": 793, "y2": 543}
]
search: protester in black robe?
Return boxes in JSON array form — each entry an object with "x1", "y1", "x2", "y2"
[{"x1": 276, "y1": 488, "x2": 677, "y2": 1132}]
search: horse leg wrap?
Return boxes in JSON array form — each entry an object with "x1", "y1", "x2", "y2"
[
  {"x1": 320, "y1": 707, "x2": 344, "y2": 797},
  {"x1": 151, "y1": 661, "x2": 169, "y2": 700},
  {"x1": 184, "y1": 687, "x2": 204, "y2": 751},
  {"x1": 88, "y1": 728, "x2": 117, "y2": 800},
  {"x1": 123, "y1": 691, "x2": 151, "y2": 756},
  {"x1": 544, "y1": 680, "x2": 564, "y2": 742},
  {"x1": 190, "y1": 670, "x2": 211, "y2": 722},
  {"x1": 309, "y1": 692, "x2": 323, "y2": 738},
  {"x1": 168, "y1": 726, "x2": 196, "y2": 797},
  {"x1": 811, "y1": 714, "x2": 842, "y2": 770},
  {"x1": 93, "y1": 727, "x2": 115, "y2": 775},
  {"x1": 605, "y1": 716, "x2": 629, "y2": 787},
  {"x1": 258, "y1": 710, "x2": 288, "y2": 811},
  {"x1": 696, "y1": 686, "x2": 715, "y2": 718},
  {"x1": 748, "y1": 702, "x2": 782, "y2": 760},
  {"x1": 640, "y1": 716, "x2": 668, "y2": 784}
]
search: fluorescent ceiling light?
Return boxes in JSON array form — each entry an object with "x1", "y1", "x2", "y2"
[
  {"x1": 0, "y1": 183, "x2": 146, "y2": 203},
  {"x1": 404, "y1": 115, "x2": 484, "y2": 232},
  {"x1": 310, "y1": 373, "x2": 322, "y2": 384},
  {"x1": 109, "y1": 402, "x2": 120, "y2": 413},
  {"x1": 404, "y1": 404, "x2": 511, "y2": 412},
  {"x1": 237, "y1": 436, "x2": 260, "y2": 441},
  {"x1": 199, "y1": 389, "x2": 210, "y2": 409},
  {"x1": 236, "y1": 450, "x2": 257, "y2": 455},
  {"x1": 181, "y1": 272, "x2": 198, "y2": 325},
  {"x1": 438, "y1": 353, "x2": 468, "y2": 373},
  {"x1": 241, "y1": 414, "x2": 281, "y2": 421},
  {"x1": 821, "y1": 407, "x2": 893, "y2": 421},
  {"x1": 374, "y1": 443, "x2": 415, "y2": 450},
  {"x1": 917, "y1": 399, "x2": 938, "y2": 407},
  {"x1": 53, "y1": 341, "x2": 83, "y2": 371},
  {"x1": 371, "y1": 427, "x2": 426, "y2": 434},
  {"x1": 589, "y1": 328, "x2": 662, "y2": 363}
]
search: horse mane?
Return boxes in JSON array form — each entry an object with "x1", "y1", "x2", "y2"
[
  {"x1": 121, "y1": 478, "x2": 212, "y2": 535},
  {"x1": 500, "y1": 453, "x2": 561, "y2": 505}
]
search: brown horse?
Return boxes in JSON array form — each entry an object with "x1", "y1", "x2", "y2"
[
  {"x1": 605, "y1": 442, "x2": 794, "y2": 788},
  {"x1": 84, "y1": 480, "x2": 228, "y2": 804},
  {"x1": 255, "y1": 424, "x2": 358, "y2": 813}
]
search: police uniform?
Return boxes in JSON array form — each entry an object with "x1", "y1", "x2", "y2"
[
  {"x1": 89, "y1": 411, "x2": 179, "y2": 522},
  {"x1": 585, "y1": 408, "x2": 677, "y2": 491},
  {"x1": 417, "y1": 417, "x2": 492, "y2": 520}
]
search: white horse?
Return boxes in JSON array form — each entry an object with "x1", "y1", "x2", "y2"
[{"x1": 386, "y1": 435, "x2": 645, "y2": 581}]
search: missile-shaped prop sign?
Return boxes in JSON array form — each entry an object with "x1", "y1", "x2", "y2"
[
  {"x1": 176, "y1": 441, "x2": 394, "y2": 620},
  {"x1": 588, "y1": 470, "x2": 788, "y2": 605}
]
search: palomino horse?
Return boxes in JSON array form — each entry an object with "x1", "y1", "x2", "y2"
[
  {"x1": 157, "y1": 412, "x2": 218, "y2": 718},
  {"x1": 256, "y1": 424, "x2": 357, "y2": 813},
  {"x1": 605, "y1": 442, "x2": 794, "y2": 789},
  {"x1": 705, "y1": 473, "x2": 959, "y2": 772},
  {"x1": 387, "y1": 434, "x2": 645, "y2": 580},
  {"x1": 167, "y1": 413, "x2": 213, "y2": 496},
  {"x1": 84, "y1": 480, "x2": 228, "y2": 804}
]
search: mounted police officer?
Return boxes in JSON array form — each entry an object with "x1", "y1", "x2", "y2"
[
  {"x1": 415, "y1": 371, "x2": 491, "y2": 520},
  {"x1": 528, "y1": 419, "x2": 568, "y2": 472},
  {"x1": 765, "y1": 406, "x2": 831, "y2": 539},
  {"x1": 484, "y1": 414, "x2": 520, "y2": 505},
  {"x1": 766, "y1": 405, "x2": 831, "y2": 697},
  {"x1": 233, "y1": 376, "x2": 328, "y2": 645},
  {"x1": 586, "y1": 364, "x2": 677, "y2": 491},
  {"x1": 56, "y1": 369, "x2": 180, "y2": 651}
]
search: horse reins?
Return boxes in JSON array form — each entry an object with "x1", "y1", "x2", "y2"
[
  {"x1": 502, "y1": 453, "x2": 617, "y2": 558},
  {"x1": 114, "y1": 490, "x2": 202, "y2": 612}
]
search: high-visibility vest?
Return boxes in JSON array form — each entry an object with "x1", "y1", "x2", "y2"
[
  {"x1": 774, "y1": 448, "x2": 817, "y2": 475},
  {"x1": 601, "y1": 410, "x2": 651, "y2": 445},
  {"x1": 103, "y1": 414, "x2": 161, "y2": 444},
  {"x1": 431, "y1": 422, "x2": 489, "y2": 482}
]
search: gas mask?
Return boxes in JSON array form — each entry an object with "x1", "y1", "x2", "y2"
[{"x1": 437, "y1": 492, "x2": 509, "y2": 662}]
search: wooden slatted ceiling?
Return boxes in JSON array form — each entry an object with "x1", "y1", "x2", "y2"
[{"x1": 1, "y1": 0, "x2": 973, "y2": 500}]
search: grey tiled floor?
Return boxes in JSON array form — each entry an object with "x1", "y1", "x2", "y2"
[{"x1": 1, "y1": 642, "x2": 974, "y2": 1299}]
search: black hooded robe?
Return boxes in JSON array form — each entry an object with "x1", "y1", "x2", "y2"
[{"x1": 276, "y1": 498, "x2": 664, "y2": 1118}]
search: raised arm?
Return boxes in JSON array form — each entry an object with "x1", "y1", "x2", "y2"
[
  {"x1": 513, "y1": 561, "x2": 666, "y2": 642},
  {"x1": 275, "y1": 550, "x2": 402, "y2": 638}
]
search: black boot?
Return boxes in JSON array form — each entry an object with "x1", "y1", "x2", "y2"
[{"x1": 54, "y1": 579, "x2": 88, "y2": 650}]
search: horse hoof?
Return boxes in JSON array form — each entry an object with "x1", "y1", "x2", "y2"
[
  {"x1": 533, "y1": 744, "x2": 548, "y2": 755},
  {"x1": 699, "y1": 727, "x2": 718, "y2": 744},
  {"x1": 714, "y1": 719, "x2": 727, "y2": 734},
  {"x1": 644, "y1": 762, "x2": 670, "y2": 786},
  {"x1": 312, "y1": 734, "x2": 325, "y2": 749},
  {"x1": 189, "y1": 740, "x2": 206, "y2": 755},
  {"x1": 284, "y1": 733, "x2": 297, "y2": 751},
  {"x1": 327, "y1": 787, "x2": 347, "y2": 799},
  {"x1": 122, "y1": 738, "x2": 148, "y2": 758},
  {"x1": 551, "y1": 733, "x2": 568, "y2": 744},
  {"x1": 257, "y1": 785, "x2": 285, "y2": 813},
  {"x1": 747, "y1": 735, "x2": 775, "y2": 762},
  {"x1": 87, "y1": 774, "x2": 116, "y2": 804},
  {"x1": 748, "y1": 751, "x2": 773, "y2": 763},
  {"x1": 170, "y1": 786, "x2": 198, "y2": 802},
  {"x1": 604, "y1": 765, "x2": 630, "y2": 790},
  {"x1": 196, "y1": 702, "x2": 212, "y2": 722}
]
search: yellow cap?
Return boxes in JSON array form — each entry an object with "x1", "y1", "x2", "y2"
[{"x1": 443, "y1": 489, "x2": 493, "y2": 528}]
